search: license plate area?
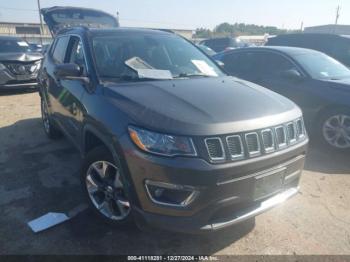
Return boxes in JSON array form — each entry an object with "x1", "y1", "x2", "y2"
[{"x1": 253, "y1": 167, "x2": 286, "y2": 201}]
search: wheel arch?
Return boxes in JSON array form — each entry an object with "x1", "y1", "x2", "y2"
[
  {"x1": 82, "y1": 124, "x2": 141, "y2": 207},
  {"x1": 315, "y1": 104, "x2": 350, "y2": 125}
]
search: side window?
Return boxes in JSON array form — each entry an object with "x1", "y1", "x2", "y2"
[
  {"x1": 68, "y1": 37, "x2": 87, "y2": 74},
  {"x1": 51, "y1": 36, "x2": 69, "y2": 64},
  {"x1": 222, "y1": 52, "x2": 259, "y2": 79},
  {"x1": 222, "y1": 53, "x2": 241, "y2": 74},
  {"x1": 258, "y1": 53, "x2": 297, "y2": 76}
]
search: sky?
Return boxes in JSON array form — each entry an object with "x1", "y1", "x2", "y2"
[{"x1": 0, "y1": 0, "x2": 349, "y2": 30}]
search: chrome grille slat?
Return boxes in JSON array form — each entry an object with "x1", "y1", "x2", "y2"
[
  {"x1": 226, "y1": 135, "x2": 244, "y2": 160},
  {"x1": 261, "y1": 129, "x2": 275, "y2": 153},
  {"x1": 245, "y1": 132, "x2": 261, "y2": 157},
  {"x1": 296, "y1": 119, "x2": 305, "y2": 139},
  {"x1": 287, "y1": 122, "x2": 297, "y2": 144},
  {"x1": 205, "y1": 137, "x2": 225, "y2": 162},
  {"x1": 275, "y1": 126, "x2": 287, "y2": 149}
]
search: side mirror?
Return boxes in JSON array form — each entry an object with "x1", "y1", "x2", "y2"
[
  {"x1": 280, "y1": 69, "x2": 303, "y2": 81},
  {"x1": 54, "y1": 63, "x2": 82, "y2": 79}
]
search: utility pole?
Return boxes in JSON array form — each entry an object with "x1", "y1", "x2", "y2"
[
  {"x1": 116, "y1": 10, "x2": 120, "y2": 26},
  {"x1": 300, "y1": 21, "x2": 304, "y2": 32},
  {"x1": 37, "y1": 0, "x2": 44, "y2": 45},
  {"x1": 335, "y1": 5, "x2": 340, "y2": 25}
]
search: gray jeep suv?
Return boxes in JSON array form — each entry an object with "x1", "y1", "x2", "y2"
[{"x1": 38, "y1": 6, "x2": 308, "y2": 233}]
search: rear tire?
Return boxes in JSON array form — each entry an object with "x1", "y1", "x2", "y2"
[
  {"x1": 316, "y1": 108, "x2": 350, "y2": 152},
  {"x1": 81, "y1": 146, "x2": 134, "y2": 227},
  {"x1": 40, "y1": 98, "x2": 62, "y2": 139}
]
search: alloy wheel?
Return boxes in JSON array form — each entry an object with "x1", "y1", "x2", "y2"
[
  {"x1": 86, "y1": 161, "x2": 131, "y2": 220},
  {"x1": 322, "y1": 114, "x2": 350, "y2": 149}
]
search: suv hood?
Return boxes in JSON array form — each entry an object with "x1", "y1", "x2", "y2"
[
  {"x1": 0, "y1": 52, "x2": 42, "y2": 63},
  {"x1": 41, "y1": 6, "x2": 119, "y2": 36},
  {"x1": 105, "y1": 77, "x2": 301, "y2": 136}
]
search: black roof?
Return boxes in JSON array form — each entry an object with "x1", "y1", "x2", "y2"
[
  {"x1": 224, "y1": 46, "x2": 322, "y2": 56},
  {"x1": 270, "y1": 33, "x2": 350, "y2": 39}
]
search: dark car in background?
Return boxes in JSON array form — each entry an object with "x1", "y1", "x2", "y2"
[
  {"x1": 197, "y1": 44, "x2": 216, "y2": 56},
  {"x1": 38, "y1": 6, "x2": 308, "y2": 233},
  {"x1": 214, "y1": 46, "x2": 350, "y2": 151},
  {"x1": 28, "y1": 43, "x2": 43, "y2": 53},
  {"x1": 0, "y1": 36, "x2": 42, "y2": 90},
  {"x1": 200, "y1": 37, "x2": 244, "y2": 52},
  {"x1": 266, "y1": 33, "x2": 350, "y2": 67}
]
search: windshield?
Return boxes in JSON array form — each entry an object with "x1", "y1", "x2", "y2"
[
  {"x1": 0, "y1": 39, "x2": 30, "y2": 53},
  {"x1": 294, "y1": 52, "x2": 350, "y2": 80},
  {"x1": 92, "y1": 33, "x2": 225, "y2": 81}
]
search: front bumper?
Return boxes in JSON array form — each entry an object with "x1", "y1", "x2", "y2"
[
  {"x1": 119, "y1": 135, "x2": 308, "y2": 233},
  {"x1": 0, "y1": 69, "x2": 38, "y2": 89}
]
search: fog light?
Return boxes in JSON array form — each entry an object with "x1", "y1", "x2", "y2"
[
  {"x1": 154, "y1": 188, "x2": 165, "y2": 198},
  {"x1": 145, "y1": 180, "x2": 199, "y2": 207}
]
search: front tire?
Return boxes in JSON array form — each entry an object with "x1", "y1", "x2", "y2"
[
  {"x1": 317, "y1": 108, "x2": 350, "y2": 152},
  {"x1": 81, "y1": 146, "x2": 134, "y2": 227}
]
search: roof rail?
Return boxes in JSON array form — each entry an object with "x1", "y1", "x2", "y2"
[{"x1": 153, "y1": 29, "x2": 175, "y2": 34}]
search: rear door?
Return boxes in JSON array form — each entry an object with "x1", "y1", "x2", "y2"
[
  {"x1": 43, "y1": 35, "x2": 70, "y2": 123},
  {"x1": 55, "y1": 35, "x2": 88, "y2": 145},
  {"x1": 43, "y1": 35, "x2": 87, "y2": 148}
]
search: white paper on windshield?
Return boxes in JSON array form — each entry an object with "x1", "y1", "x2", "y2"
[
  {"x1": 17, "y1": 41, "x2": 29, "y2": 47},
  {"x1": 137, "y1": 69, "x2": 173, "y2": 80},
  {"x1": 191, "y1": 60, "x2": 218, "y2": 77}
]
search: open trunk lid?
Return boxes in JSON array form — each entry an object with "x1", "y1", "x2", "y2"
[{"x1": 41, "y1": 6, "x2": 119, "y2": 36}]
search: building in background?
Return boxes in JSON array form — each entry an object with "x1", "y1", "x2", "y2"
[
  {"x1": 0, "y1": 22, "x2": 52, "y2": 44},
  {"x1": 238, "y1": 34, "x2": 269, "y2": 46},
  {"x1": 304, "y1": 24, "x2": 350, "y2": 35},
  {"x1": 0, "y1": 21, "x2": 194, "y2": 44}
]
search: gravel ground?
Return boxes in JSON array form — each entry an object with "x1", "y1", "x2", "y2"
[{"x1": 0, "y1": 90, "x2": 349, "y2": 255}]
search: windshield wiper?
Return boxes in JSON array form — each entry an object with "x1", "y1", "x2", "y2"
[
  {"x1": 101, "y1": 75, "x2": 165, "y2": 82},
  {"x1": 174, "y1": 73, "x2": 211, "y2": 78}
]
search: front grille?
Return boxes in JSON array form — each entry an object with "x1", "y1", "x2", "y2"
[
  {"x1": 4, "y1": 61, "x2": 40, "y2": 76},
  {"x1": 226, "y1": 135, "x2": 244, "y2": 160},
  {"x1": 245, "y1": 133, "x2": 261, "y2": 157},
  {"x1": 205, "y1": 138, "x2": 225, "y2": 161},
  {"x1": 204, "y1": 118, "x2": 306, "y2": 163}
]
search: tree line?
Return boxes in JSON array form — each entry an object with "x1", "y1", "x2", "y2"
[{"x1": 195, "y1": 22, "x2": 300, "y2": 38}]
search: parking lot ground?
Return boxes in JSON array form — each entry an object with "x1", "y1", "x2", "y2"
[{"x1": 0, "y1": 90, "x2": 349, "y2": 255}]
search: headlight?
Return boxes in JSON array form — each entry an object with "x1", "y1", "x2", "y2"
[
  {"x1": 128, "y1": 126, "x2": 197, "y2": 157},
  {"x1": 0, "y1": 63, "x2": 5, "y2": 70}
]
